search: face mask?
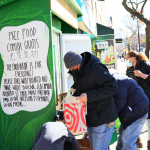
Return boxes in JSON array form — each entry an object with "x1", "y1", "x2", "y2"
[
  {"x1": 71, "y1": 68, "x2": 80, "y2": 77},
  {"x1": 126, "y1": 60, "x2": 132, "y2": 67}
]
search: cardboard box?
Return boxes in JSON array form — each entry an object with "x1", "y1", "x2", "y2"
[{"x1": 77, "y1": 139, "x2": 92, "y2": 150}]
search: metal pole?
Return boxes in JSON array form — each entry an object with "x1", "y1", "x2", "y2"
[
  {"x1": 136, "y1": 0, "x2": 140, "y2": 52},
  {"x1": 137, "y1": 19, "x2": 140, "y2": 52}
]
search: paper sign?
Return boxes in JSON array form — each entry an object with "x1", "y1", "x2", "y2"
[{"x1": 0, "y1": 21, "x2": 52, "y2": 115}]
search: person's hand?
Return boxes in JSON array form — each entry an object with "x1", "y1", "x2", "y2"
[
  {"x1": 76, "y1": 93, "x2": 88, "y2": 103},
  {"x1": 134, "y1": 70, "x2": 147, "y2": 79},
  {"x1": 69, "y1": 88, "x2": 76, "y2": 94},
  {"x1": 134, "y1": 70, "x2": 143, "y2": 77}
]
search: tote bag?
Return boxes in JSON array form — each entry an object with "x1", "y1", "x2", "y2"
[{"x1": 63, "y1": 94, "x2": 87, "y2": 135}]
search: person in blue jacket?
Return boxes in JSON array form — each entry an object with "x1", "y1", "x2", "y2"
[
  {"x1": 109, "y1": 69, "x2": 149, "y2": 150},
  {"x1": 31, "y1": 111, "x2": 78, "y2": 150}
]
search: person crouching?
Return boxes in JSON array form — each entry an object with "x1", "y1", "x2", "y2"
[{"x1": 31, "y1": 111, "x2": 78, "y2": 150}]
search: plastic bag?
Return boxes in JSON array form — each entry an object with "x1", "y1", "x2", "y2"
[
  {"x1": 63, "y1": 93, "x2": 87, "y2": 135},
  {"x1": 109, "y1": 127, "x2": 117, "y2": 145},
  {"x1": 115, "y1": 118, "x2": 121, "y2": 129}
]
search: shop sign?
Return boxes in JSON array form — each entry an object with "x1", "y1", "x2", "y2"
[
  {"x1": 115, "y1": 38, "x2": 123, "y2": 43},
  {"x1": 96, "y1": 41, "x2": 109, "y2": 49},
  {"x1": 91, "y1": 39, "x2": 115, "y2": 69}
]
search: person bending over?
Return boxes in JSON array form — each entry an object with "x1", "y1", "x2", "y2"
[{"x1": 31, "y1": 111, "x2": 78, "y2": 150}]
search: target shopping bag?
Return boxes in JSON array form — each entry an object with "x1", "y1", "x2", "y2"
[{"x1": 63, "y1": 94, "x2": 87, "y2": 135}]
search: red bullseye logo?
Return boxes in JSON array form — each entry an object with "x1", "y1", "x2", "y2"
[{"x1": 64, "y1": 101, "x2": 87, "y2": 134}]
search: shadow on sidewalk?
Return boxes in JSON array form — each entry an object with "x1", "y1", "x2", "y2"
[{"x1": 141, "y1": 130, "x2": 148, "y2": 134}]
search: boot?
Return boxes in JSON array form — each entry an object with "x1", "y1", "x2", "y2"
[
  {"x1": 135, "y1": 137, "x2": 143, "y2": 148},
  {"x1": 147, "y1": 141, "x2": 150, "y2": 150}
]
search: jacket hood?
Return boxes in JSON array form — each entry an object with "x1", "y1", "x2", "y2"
[
  {"x1": 80, "y1": 52, "x2": 102, "y2": 77},
  {"x1": 109, "y1": 68, "x2": 119, "y2": 76}
]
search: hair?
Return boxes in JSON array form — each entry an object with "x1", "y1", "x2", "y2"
[
  {"x1": 127, "y1": 51, "x2": 149, "y2": 62},
  {"x1": 54, "y1": 111, "x2": 64, "y2": 121}
]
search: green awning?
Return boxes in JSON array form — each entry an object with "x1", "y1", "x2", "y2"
[
  {"x1": 97, "y1": 23, "x2": 114, "y2": 36},
  {"x1": 64, "y1": 0, "x2": 83, "y2": 18}
]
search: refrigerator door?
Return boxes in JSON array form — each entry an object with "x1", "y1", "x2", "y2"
[{"x1": 60, "y1": 34, "x2": 91, "y2": 93}]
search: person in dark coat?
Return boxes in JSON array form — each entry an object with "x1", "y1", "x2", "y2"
[
  {"x1": 109, "y1": 68, "x2": 149, "y2": 150},
  {"x1": 31, "y1": 111, "x2": 78, "y2": 150},
  {"x1": 63, "y1": 51, "x2": 118, "y2": 150},
  {"x1": 126, "y1": 51, "x2": 150, "y2": 149}
]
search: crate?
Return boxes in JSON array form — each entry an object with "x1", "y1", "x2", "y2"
[
  {"x1": 77, "y1": 139, "x2": 92, "y2": 150},
  {"x1": 56, "y1": 93, "x2": 67, "y2": 110}
]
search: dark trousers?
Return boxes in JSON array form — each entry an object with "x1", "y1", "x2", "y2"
[
  {"x1": 116, "y1": 124, "x2": 123, "y2": 150},
  {"x1": 64, "y1": 141, "x2": 73, "y2": 150}
]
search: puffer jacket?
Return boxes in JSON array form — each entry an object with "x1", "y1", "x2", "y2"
[
  {"x1": 70, "y1": 52, "x2": 118, "y2": 127},
  {"x1": 126, "y1": 61, "x2": 150, "y2": 119},
  {"x1": 110, "y1": 69, "x2": 149, "y2": 129}
]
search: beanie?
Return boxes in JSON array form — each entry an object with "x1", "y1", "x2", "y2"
[{"x1": 64, "y1": 51, "x2": 82, "y2": 69}]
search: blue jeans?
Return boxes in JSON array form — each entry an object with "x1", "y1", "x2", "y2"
[
  {"x1": 87, "y1": 122, "x2": 115, "y2": 150},
  {"x1": 116, "y1": 114, "x2": 148, "y2": 150},
  {"x1": 146, "y1": 119, "x2": 150, "y2": 140}
]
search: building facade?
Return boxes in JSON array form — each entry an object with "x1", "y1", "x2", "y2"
[{"x1": 86, "y1": 0, "x2": 107, "y2": 26}]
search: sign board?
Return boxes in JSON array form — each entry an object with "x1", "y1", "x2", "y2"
[
  {"x1": 0, "y1": 21, "x2": 52, "y2": 115},
  {"x1": 96, "y1": 41, "x2": 109, "y2": 49},
  {"x1": 91, "y1": 38, "x2": 116, "y2": 69},
  {"x1": 115, "y1": 38, "x2": 123, "y2": 43}
]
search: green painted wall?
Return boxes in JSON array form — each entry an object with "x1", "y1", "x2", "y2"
[
  {"x1": 0, "y1": 0, "x2": 16, "y2": 7},
  {"x1": 52, "y1": 17, "x2": 61, "y2": 32},
  {"x1": 0, "y1": 0, "x2": 56, "y2": 150}
]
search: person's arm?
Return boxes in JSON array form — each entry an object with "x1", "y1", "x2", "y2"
[
  {"x1": 34, "y1": 124, "x2": 46, "y2": 144},
  {"x1": 66, "y1": 129, "x2": 78, "y2": 150},
  {"x1": 113, "y1": 82, "x2": 127, "y2": 112},
  {"x1": 70, "y1": 84, "x2": 77, "y2": 96},
  {"x1": 86, "y1": 64, "x2": 118, "y2": 102},
  {"x1": 134, "y1": 62, "x2": 150, "y2": 81},
  {"x1": 143, "y1": 62, "x2": 150, "y2": 82}
]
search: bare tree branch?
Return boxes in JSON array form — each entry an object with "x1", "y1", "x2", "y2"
[
  {"x1": 122, "y1": 0, "x2": 150, "y2": 58},
  {"x1": 128, "y1": 0, "x2": 145, "y2": 11},
  {"x1": 141, "y1": 0, "x2": 148, "y2": 14},
  {"x1": 129, "y1": 0, "x2": 136, "y2": 10},
  {"x1": 122, "y1": 0, "x2": 150, "y2": 25}
]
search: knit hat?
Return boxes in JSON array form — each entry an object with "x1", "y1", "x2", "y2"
[{"x1": 64, "y1": 51, "x2": 82, "y2": 69}]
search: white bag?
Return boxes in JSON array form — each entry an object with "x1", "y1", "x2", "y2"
[{"x1": 63, "y1": 94, "x2": 87, "y2": 135}]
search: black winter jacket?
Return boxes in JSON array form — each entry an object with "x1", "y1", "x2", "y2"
[
  {"x1": 110, "y1": 69, "x2": 149, "y2": 129},
  {"x1": 126, "y1": 61, "x2": 150, "y2": 119},
  {"x1": 70, "y1": 52, "x2": 118, "y2": 127}
]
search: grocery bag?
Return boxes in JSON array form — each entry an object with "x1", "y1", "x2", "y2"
[
  {"x1": 63, "y1": 94, "x2": 87, "y2": 135},
  {"x1": 109, "y1": 127, "x2": 117, "y2": 145},
  {"x1": 115, "y1": 118, "x2": 121, "y2": 129}
]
